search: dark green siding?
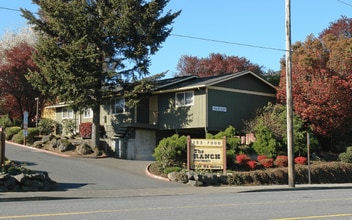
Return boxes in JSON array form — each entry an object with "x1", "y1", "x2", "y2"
[
  {"x1": 158, "y1": 89, "x2": 206, "y2": 130},
  {"x1": 207, "y1": 89, "x2": 276, "y2": 132},
  {"x1": 215, "y1": 74, "x2": 276, "y2": 94}
]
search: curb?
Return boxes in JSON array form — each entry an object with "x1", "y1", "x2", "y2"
[
  {"x1": 6, "y1": 141, "x2": 108, "y2": 159},
  {"x1": 145, "y1": 164, "x2": 170, "y2": 182}
]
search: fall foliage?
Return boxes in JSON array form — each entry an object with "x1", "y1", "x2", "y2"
[
  {"x1": 277, "y1": 17, "x2": 352, "y2": 139},
  {"x1": 0, "y1": 42, "x2": 42, "y2": 124},
  {"x1": 176, "y1": 53, "x2": 264, "y2": 77}
]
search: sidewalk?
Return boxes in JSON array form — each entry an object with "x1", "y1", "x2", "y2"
[{"x1": 2, "y1": 182, "x2": 352, "y2": 201}]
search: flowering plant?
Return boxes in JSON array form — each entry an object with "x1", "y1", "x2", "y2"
[
  {"x1": 247, "y1": 160, "x2": 257, "y2": 170},
  {"x1": 257, "y1": 155, "x2": 268, "y2": 161},
  {"x1": 236, "y1": 154, "x2": 250, "y2": 165},
  {"x1": 259, "y1": 158, "x2": 274, "y2": 168},
  {"x1": 295, "y1": 156, "x2": 308, "y2": 165},
  {"x1": 274, "y1": 155, "x2": 288, "y2": 167}
]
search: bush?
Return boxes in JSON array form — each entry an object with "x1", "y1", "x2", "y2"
[
  {"x1": 5, "y1": 127, "x2": 21, "y2": 140},
  {"x1": 236, "y1": 154, "x2": 250, "y2": 165},
  {"x1": 257, "y1": 155, "x2": 267, "y2": 161},
  {"x1": 339, "y1": 151, "x2": 352, "y2": 163},
  {"x1": 38, "y1": 118, "x2": 57, "y2": 135},
  {"x1": 227, "y1": 162, "x2": 352, "y2": 185},
  {"x1": 246, "y1": 160, "x2": 257, "y2": 170},
  {"x1": 62, "y1": 119, "x2": 76, "y2": 135},
  {"x1": 259, "y1": 158, "x2": 274, "y2": 168},
  {"x1": 11, "y1": 127, "x2": 40, "y2": 145},
  {"x1": 274, "y1": 155, "x2": 288, "y2": 167},
  {"x1": 164, "y1": 166, "x2": 183, "y2": 174},
  {"x1": 0, "y1": 115, "x2": 13, "y2": 128},
  {"x1": 79, "y1": 122, "x2": 92, "y2": 139},
  {"x1": 153, "y1": 134, "x2": 187, "y2": 168},
  {"x1": 295, "y1": 156, "x2": 308, "y2": 165},
  {"x1": 252, "y1": 121, "x2": 281, "y2": 158}
]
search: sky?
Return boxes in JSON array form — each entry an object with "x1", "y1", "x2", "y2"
[{"x1": 1, "y1": 0, "x2": 352, "y2": 78}]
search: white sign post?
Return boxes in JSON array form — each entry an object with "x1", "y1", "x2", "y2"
[{"x1": 23, "y1": 111, "x2": 28, "y2": 145}]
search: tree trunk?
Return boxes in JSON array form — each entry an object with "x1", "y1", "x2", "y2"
[{"x1": 91, "y1": 103, "x2": 101, "y2": 149}]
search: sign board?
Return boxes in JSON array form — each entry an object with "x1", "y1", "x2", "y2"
[
  {"x1": 212, "y1": 106, "x2": 227, "y2": 112},
  {"x1": 187, "y1": 136, "x2": 226, "y2": 172},
  {"x1": 23, "y1": 111, "x2": 28, "y2": 137}
]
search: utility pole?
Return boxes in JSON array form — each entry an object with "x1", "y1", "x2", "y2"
[{"x1": 286, "y1": 0, "x2": 295, "y2": 187}]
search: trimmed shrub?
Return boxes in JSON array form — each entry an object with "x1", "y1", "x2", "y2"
[
  {"x1": 274, "y1": 155, "x2": 288, "y2": 167},
  {"x1": 12, "y1": 127, "x2": 40, "y2": 145},
  {"x1": 259, "y1": 158, "x2": 274, "y2": 168},
  {"x1": 227, "y1": 162, "x2": 352, "y2": 185},
  {"x1": 0, "y1": 115, "x2": 13, "y2": 128},
  {"x1": 5, "y1": 127, "x2": 21, "y2": 140},
  {"x1": 79, "y1": 122, "x2": 92, "y2": 139},
  {"x1": 38, "y1": 118, "x2": 57, "y2": 135},
  {"x1": 12, "y1": 131, "x2": 24, "y2": 144},
  {"x1": 164, "y1": 166, "x2": 183, "y2": 174},
  {"x1": 257, "y1": 155, "x2": 267, "y2": 161},
  {"x1": 153, "y1": 134, "x2": 187, "y2": 168},
  {"x1": 339, "y1": 151, "x2": 352, "y2": 163},
  {"x1": 62, "y1": 119, "x2": 76, "y2": 135},
  {"x1": 236, "y1": 154, "x2": 250, "y2": 165},
  {"x1": 295, "y1": 156, "x2": 308, "y2": 165},
  {"x1": 26, "y1": 127, "x2": 40, "y2": 144},
  {"x1": 246, "y1": 160, "x2": 257, "y2": 170}
]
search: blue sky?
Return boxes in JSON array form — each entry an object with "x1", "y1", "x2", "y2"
[{"x1": 1, "y1": 0, "x2": 351, "y2": 78}]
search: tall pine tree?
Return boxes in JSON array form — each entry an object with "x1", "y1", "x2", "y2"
[{"x1": 22, "y1": 0, "x2": 180, "y2": 147}]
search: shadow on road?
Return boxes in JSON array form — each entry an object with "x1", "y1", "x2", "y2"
[{"x1": 54, "y1": 182, "x2": 92, "y2": 191}]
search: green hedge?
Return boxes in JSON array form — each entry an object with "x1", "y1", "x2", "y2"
[
  {"x1": 5, "y1": 127, "x2": 22, "y2": 141},
  {"x1": 227, "y1": 162, "x2": 352, "y2": 185},
  {"x1": 11, "y1": 127, "x2": 40, "y2": 145}
]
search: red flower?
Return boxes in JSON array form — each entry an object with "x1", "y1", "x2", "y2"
[
  {"x1": 274, "y1": 155, "x2": 288, "y2": 167},
  {"x1": 236, "y1": 154, "x2": 250, "y2": 165},
  {"x1": 259, "y1": 158, "x2": 274, "y2": 168},
  {"x1": 295, "y1": 156, "x2": 308, "y2": 165},
  {"x1": 247, "y1": 160, "x2": 257, "y2": 170},
  {"x1": 257, "y1": 155, "x2": 267, "y2": 161}
]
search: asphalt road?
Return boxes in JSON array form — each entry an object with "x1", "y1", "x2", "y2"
[{"x1": 1, "y1": 142, "x2": 352, "y2": 219}]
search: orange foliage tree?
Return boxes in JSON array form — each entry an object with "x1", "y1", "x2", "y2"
[
  {"x1": 176, "y1": 53, "x2": 265, "y2": 77},
  {"x1": 277, "y1": 17, "x2": 352, "y2": 143}
]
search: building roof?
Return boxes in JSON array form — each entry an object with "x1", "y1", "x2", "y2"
[{"x1": 152, "y1": 71, "x2": 276, "y2": 94}]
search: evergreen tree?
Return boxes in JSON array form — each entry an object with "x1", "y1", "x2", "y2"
[{"x1": 22, "y1": 0, "x2": 180, "y2": 147}]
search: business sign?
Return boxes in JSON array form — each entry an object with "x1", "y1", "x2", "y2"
[{"x1": 187, "y1": 136, "x2": 226, "y2": 172}]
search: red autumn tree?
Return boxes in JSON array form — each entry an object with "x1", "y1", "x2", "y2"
[
  {"x1": 0, "y1": 42, "x2": 42, "y2": 124},
  {"x1": 176, "y1": 53, "x2": 265, "y2": 77},
  {"x1": 277, "y1": 17, "x2": 352, "y2": 141}
]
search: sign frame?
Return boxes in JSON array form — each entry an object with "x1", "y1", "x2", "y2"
[{"x1": 187, "y1": 136, "x2": 227, "y2": 173}]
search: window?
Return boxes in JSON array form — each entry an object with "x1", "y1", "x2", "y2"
[
  {"x1": 113, "y1": 98, "x2": 125, "y2": 114},
  {"x1": 62, "y1": 108, "x2": 74, "y2": 119},
  {"x1": 84, "y1": 108, "x2": 93, "y2": 119},
  {"x1": 175, "y1": 91, "x2": 194, "y2": 107}
]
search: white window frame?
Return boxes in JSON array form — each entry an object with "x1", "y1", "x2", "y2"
[
  {"x1": 175, "y1": 91, "x2": 194, "y2": 107},
  {"x1": 62, "y1": 108, "x2": 74, "y2": 119},
  {"x1": 83, "y1": 108, "x2": 93, "y2": 119},
  {"x1": 113, "y1": 98, "x2": 125, "y2": 114}
]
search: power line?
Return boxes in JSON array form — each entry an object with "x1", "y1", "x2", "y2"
[
  {"x1": 171, "y1": 34, "x2": 287, "y2": 52},
  {"x1": 0, "y1": 6, "x2": 21, "y2": 12},
  {"x1": 336, "y1": 0, "x2": 352, "y2": 7},
  {"x1": 0, "y1": 5, "x2": 287, "y2": 52}
]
